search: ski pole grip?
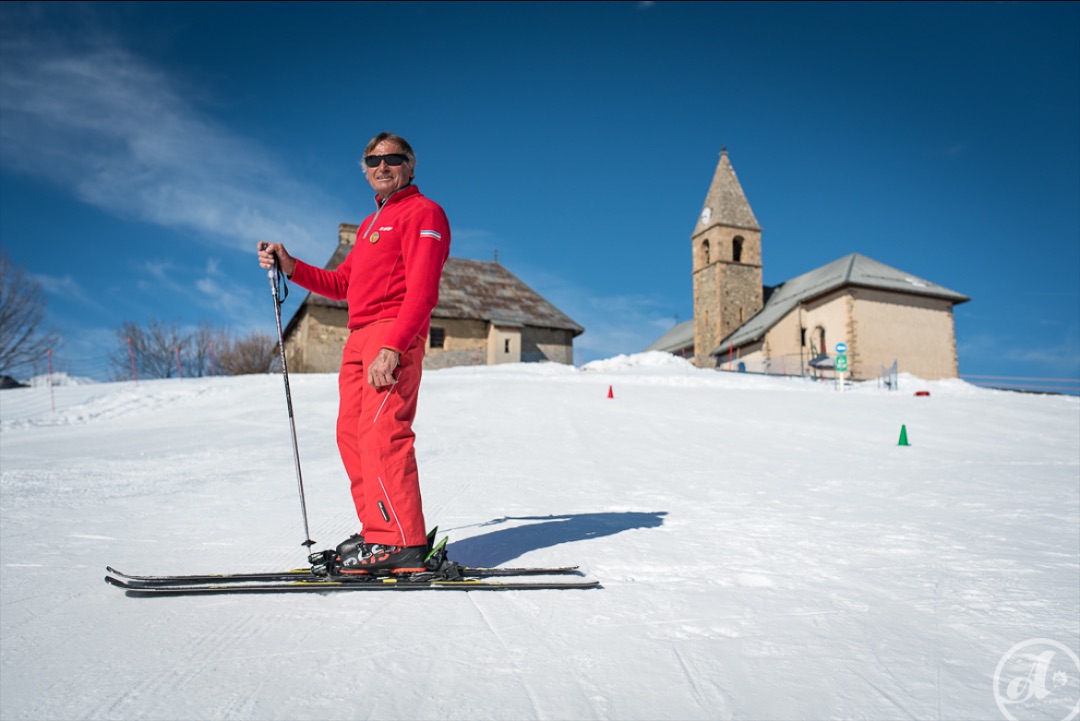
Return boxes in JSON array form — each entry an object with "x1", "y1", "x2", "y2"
[{"x1": 261, "y1": 242, "x2": 279, "y2": 287}]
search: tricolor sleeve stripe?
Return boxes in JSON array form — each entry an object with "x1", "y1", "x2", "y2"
[{"x1": 420, "y1": 229, "x2": 442, "y2": 240}]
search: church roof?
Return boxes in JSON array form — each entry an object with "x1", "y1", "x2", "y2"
[
  {"x1": 694, "y1": 149, "x2": 760, "y2": 234},
  {"x1": 646, "y1": 319, "x2": 694, "y2": 354},
  {"x1": 712, "y1": 253, "x2": 970, "y2": 355}
]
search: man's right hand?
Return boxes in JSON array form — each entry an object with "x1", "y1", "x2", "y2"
[{"x1": 257, "y1": 242, "x2": 297, "y2": 277}]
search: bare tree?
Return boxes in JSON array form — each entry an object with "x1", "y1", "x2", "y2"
[
  {"x1": 110, "y1": 319, "x2": 190, "y2": 380},
  {"x1": 0, "y1": 249, "x2": 59, "y2": 376},
  {"x1": 110, "y1": 320, "x2": 276, "y2": 380},
  {"x1": 217, "y1": 330, "x2": 277, "y2": 375},
  {"x1": 189, "y1": 321, "x2": 232, "y2": 377}
]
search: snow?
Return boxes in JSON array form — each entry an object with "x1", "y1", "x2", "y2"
[
  {"x1": 1, "y1": 355, "x2": 1078, "y2": 721},
  {"x1": 25, "y1": 371, "x2": 100, "y2": 387}
]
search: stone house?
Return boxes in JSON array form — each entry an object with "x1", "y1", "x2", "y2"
[
  {"x1": 280, "y1": 223, "x2": 583, "y2": 373},
  {"x1": 648, "y1": 150, "x2": 970, "y2": 380}
]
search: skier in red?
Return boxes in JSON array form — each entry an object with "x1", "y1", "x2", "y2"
[{"x1": 258, "y1": 132, "x2": 450, "y2": 572}]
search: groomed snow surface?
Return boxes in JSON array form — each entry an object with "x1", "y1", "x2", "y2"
[{"x1": 2, "y1": 353, "x2": 1078, "y2": 721}]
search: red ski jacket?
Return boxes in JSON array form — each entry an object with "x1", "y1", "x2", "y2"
[{"x1": 290, "y1": 185, "x2": 451, "y2": 353}]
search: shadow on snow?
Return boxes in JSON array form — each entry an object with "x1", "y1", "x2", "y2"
[{"x1": 445, "y1": 511, "x2": 667, "y2": 567}]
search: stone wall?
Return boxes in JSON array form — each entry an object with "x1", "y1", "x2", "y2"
[
  {"x1": 693, "y1": 260, "x2": 763, "y2": 366},
  {"x1": 523, "y1": 326, "x2": 576, "y2": 364},
  {"x1": 284, "y1": 305, "x2": 349, "y2": 373},
  {"x1": 424, "y1": 318, "x2": 488, "y2": 369},
  {"x1": 691, "y1": 223, "x2": 763, "y2": 368}
]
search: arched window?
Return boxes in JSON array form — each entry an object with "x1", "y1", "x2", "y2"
[
  {"x1": 733, "y1": 236, "x2": 744, "y2": 263},
  {"x1": 702, "y1": 239, "x2": 711, "y2": 265}
]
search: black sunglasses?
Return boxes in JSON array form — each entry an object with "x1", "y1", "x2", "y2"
[{"x1": 363, "y1": 153, "x2": 409, "y2": 168}]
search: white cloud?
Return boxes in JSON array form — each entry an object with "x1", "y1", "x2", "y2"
[
  {"x1": 31, "y1": 272, "x2": 106, "y2": 313},
  {"x1": 0, "y1": 29, "x2": 341, "y2": 260},
  {"x1": 130, "y1": 258, "x2": 261, "y2": 326}
]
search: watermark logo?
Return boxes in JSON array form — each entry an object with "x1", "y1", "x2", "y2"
[{"x1": 994, "y1": 638, "x2": 1080, "y2": 721}]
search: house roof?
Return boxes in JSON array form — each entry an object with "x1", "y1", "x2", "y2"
[
  {"x1": 289, "y1": 229, "x2": 583, "y2": 336},
  {"x1": 646, "y1": 319, "x2": 694, "y2": 354},
  {"x1": 712, "y1": 253, "x2": 970, "y2": 355},
  {"x1": 434, "y1": 258, "x2": 584, "y2": 335}
]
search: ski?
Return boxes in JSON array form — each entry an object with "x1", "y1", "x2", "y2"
[
  {"x1": 104, "y1": 564, "x2": 583, "y2": 587},
  {"x1": 104, "y1": 527, "x2": 598, "y2": 594},
  {"x1": 104, "y1": 574, "x2": 600, "y2": 594}
]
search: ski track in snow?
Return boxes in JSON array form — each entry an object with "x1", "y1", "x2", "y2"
[{"x1": 1, "y1": 356, "x2": 1078, "y2": 720}]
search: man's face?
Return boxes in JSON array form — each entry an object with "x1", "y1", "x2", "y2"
[{"x1": 365, "y1": 140, "x2": 414, "y2": 200}]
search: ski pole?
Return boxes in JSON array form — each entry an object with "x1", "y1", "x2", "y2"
[{"x1": 265, "y1": 253, "x2": 316, "y2": 549}]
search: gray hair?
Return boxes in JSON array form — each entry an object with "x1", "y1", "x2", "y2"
[{"x1": 364, "y1": 132, "x2": 416, "y2": 168}]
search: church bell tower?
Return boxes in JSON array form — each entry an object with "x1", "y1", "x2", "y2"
[{"x1": 691, "y1": 149, "x2": 764, "y2": 367}]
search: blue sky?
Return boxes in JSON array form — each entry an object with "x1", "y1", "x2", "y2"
[{"x1": 2, "y1": 1, "x2": 1078, "y2": 390}]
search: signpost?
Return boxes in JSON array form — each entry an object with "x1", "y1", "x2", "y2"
[{"x1": 835, "y1": 343, "x2": 848, "y2": 392}]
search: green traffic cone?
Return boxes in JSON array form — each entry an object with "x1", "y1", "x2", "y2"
[{"x1": 898, "y1": 424, "x2": 910, "y2": 446}]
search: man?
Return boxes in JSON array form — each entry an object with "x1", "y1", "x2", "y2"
[{"x1": 258, "y1": 132, "x2": 450, "y2": 572}]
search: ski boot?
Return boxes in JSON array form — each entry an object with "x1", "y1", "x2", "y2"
[{"x1": 308, "y1": 533, "x2": 364, "y2": 576}]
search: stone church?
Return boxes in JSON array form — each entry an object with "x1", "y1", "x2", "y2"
[
  {"x1": 280, "y1": 223, "x2": 583, "y2": 373},
  {"x1": 648, "y1": 150, "x2": 970, "y2": 381}
]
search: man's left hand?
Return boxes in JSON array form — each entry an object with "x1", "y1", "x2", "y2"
[{"x1": 368, "y1": 348, "x2": 401, "y2": 389}]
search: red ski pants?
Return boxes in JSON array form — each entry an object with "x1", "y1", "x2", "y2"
[{"x1": 336, "y1": 322, "x2": 426, "y2": 547}]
